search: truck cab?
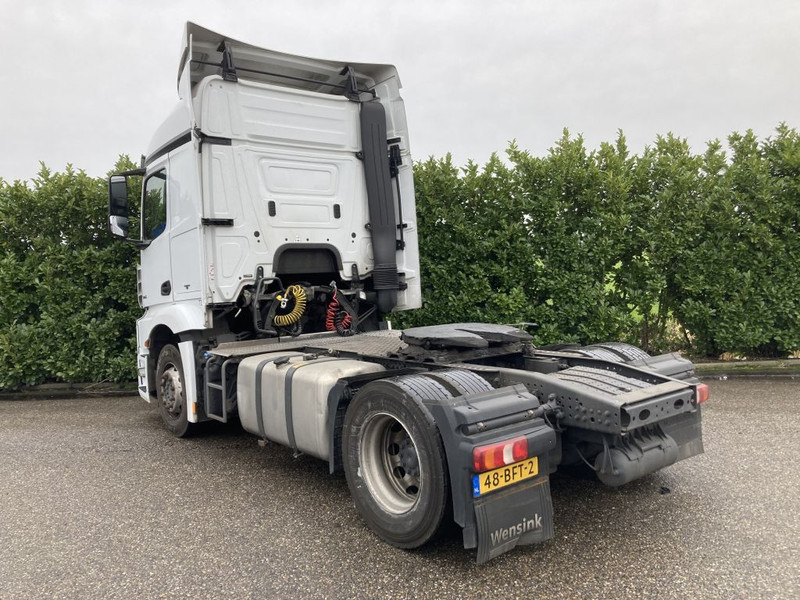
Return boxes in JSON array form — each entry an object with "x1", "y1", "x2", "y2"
[{"x1": 109, "y1": 23, "x2": 420, "y2": 412}]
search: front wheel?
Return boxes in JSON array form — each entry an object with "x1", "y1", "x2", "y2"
[
  {"x1": 155, "y1": 344, "x2": 195, "y2": 437},
  {"x1": 342, "y1": 378, "x2": 450, "y2": 548}
]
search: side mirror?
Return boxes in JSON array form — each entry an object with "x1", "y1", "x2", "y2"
[
  {"x1": 108, "y1": 170, "x2": 147, "y2": 246},
  {"x1": 108, "y1": 175, "x2": 130, "y2": 239}
]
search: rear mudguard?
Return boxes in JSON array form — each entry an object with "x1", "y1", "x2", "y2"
[{"x1": 418, "y1": 381, "x2": 558, "y2": 563}]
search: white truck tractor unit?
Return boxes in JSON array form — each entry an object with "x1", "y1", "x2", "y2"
[{"x1": 108, "y1": 23, "x2": 707, "y2": 563}]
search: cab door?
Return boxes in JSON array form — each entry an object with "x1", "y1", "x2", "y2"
[{"x1": 139, "y1": 163, "x2": 173, "y2": 307}]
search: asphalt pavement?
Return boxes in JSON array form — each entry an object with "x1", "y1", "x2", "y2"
[{"x1": 1, "y1": 378, "x2": 798, "y2": 599}]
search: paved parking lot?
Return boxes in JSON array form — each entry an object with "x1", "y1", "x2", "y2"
[{"x1": 1, "y1": 378, "x2": 798, "y2": 599}]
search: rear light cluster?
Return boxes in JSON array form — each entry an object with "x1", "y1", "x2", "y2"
[
  {"x1": 696, "y1": 383, "x2": 710, "y2": 404},
  {"x1": 473, "y1": 436, "x2": 529, "y2": 473}
]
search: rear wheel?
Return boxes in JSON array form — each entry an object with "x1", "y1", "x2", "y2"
[
  {"x1": 342, "y1": 379, "x2": 450, "y2": 548},
  {"x1": 155, "y1": 344, "x2": 195, "y2": 437}
]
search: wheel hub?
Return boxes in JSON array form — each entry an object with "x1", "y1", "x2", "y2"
[
  {"x1": 359, "y1": 413, "x2": 422, "y2": 515},
  {"x1": 160, "y1": 365, "x2": 183, "y2": 415},
  {"x1": 396, "y1": 437, "x2": 420, "y2": 479}
]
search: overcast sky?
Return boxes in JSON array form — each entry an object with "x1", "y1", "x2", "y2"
[{"x1": 1, "y1": 0, "x2": 798, "y2": 183}]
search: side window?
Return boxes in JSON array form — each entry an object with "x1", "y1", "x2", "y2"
[{"x1": 142, "y1": 170, "x2": 167, "y2": 241}]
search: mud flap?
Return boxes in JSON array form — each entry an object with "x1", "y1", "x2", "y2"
[
  {"x1": 660, "y1": 408, "x2": 704, "y2": 461},
  {"x1": 422, "y1": 382, "x2": 558, "y2": 563},
  {"x1": 474, "y1": 476, "x2": 554, "y2": 564}
]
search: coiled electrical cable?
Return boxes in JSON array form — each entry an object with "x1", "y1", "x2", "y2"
[
  {"x1": 334, "y1": 309, "x2": 355, "y2": 336},
  {"x1": 325, "y1": 287, "x2": 354, "y2": 335},
  {"x1": 273, "y1": 284, "x2": 307, "y2": 327}
]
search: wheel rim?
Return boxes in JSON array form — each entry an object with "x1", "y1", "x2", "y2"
[
  {"x1": 359, "y1": 412, "x2": 421, "y2": 515},
  {"x1": 159, "y1": 362, "x2": 183, "y2": 416}
]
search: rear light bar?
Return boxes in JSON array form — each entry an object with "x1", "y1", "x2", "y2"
[
  {"x1": 473, "y1": 436, "x2": 528, "y2": 473},
  {"x1": 696, "y1": 383, "x2": 709, "y2": 404}
]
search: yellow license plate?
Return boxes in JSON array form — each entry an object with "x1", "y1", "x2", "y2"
[{"x1": 472, "y1": 457, "x2": 539, "y2": 497}]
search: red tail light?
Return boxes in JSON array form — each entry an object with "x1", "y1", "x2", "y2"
[
  {"x1": 473, "y1": 436, "x2": 528, "y2": 473},
  {"x1": 696, "y1": 383, "x2": 709, "y2": 404}
]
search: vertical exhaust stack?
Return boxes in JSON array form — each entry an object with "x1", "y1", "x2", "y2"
[{"x1": 359, "y1": 100, "x2": 400, "y2": 315}]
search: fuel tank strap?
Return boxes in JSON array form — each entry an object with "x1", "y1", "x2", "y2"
[
  {"x1": 254, "y1": 356, "x2": 290, "y2": 440},
  {"x1": 284, "y1": 358, "x2": 341, "y2": 452}
]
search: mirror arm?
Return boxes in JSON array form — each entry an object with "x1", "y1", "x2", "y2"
[{"x1": 117, "y1": 168, "x2": 146, "y2": 177}]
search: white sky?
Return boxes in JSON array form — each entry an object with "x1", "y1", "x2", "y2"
[{"x1": 1, "y1": 0, "x2": 799, "y2": 183}]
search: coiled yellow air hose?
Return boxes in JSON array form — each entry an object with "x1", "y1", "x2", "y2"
[{"x1": 273, "y1": 284, "x2": 307, "y2": 327}]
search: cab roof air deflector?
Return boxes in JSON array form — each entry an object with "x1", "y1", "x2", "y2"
[{"x1": 179, "y1": 22, "x2": 395, "y2": 97}]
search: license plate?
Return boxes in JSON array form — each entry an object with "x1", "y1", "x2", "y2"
[{"x1": 472, "y1": 457, "x2": 539, "y2": 497}]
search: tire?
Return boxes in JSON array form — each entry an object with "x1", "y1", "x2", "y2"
[
  {"x1": 155, "y1": 344, "x2": 194, "y2": 437},
  {"x1": 342, "y1": 378, "x2": 450, "y2": 548},
  {"x1": 592, "y1": 342, "x2": 651, "y2": 363},
  {"x1": 422, "y1": 369, "x2": 494, "y2": 396}
]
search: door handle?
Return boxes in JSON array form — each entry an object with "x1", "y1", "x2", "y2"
[{"x1": 161, "y1": 281, "x2": 172, "y2": 295}]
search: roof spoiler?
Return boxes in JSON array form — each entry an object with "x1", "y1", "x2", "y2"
[{"x1": 177, "y1": 22, "x2": 401, "y2": 97}]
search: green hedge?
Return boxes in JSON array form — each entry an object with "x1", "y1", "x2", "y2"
[
  {"x1": 0, "y1": 159, "x2": 140, "y2": 388},
  {"x1": 1, "y1": 127, "x2": 798, "y2": 388},
  {"x1": 396, "y1": 126, "x2": 800, "y2": 358}
]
